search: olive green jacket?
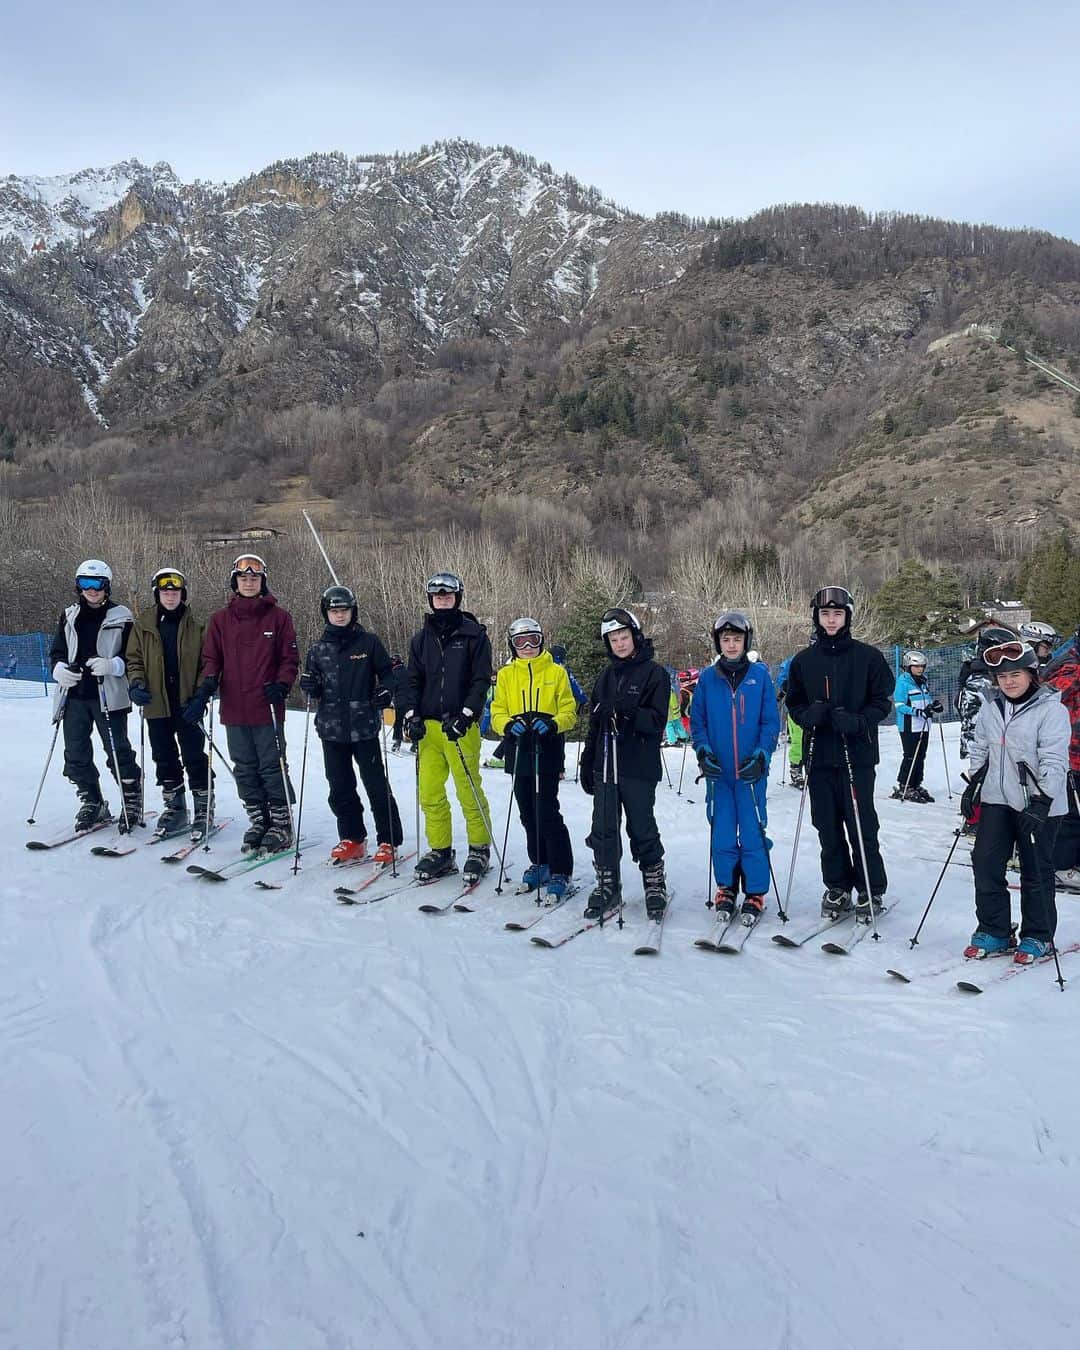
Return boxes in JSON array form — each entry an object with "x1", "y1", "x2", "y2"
[{"x1": 124, "y1": 605, "x2": 206, "y2": 718}]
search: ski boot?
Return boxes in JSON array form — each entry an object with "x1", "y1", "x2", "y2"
[
  {"x1": 75, "y1": 788, "x2": 111, "y2": 833},
  {"x1": 330, "y1": 839, "x2": 367, "y2": 865},
  {"x1": 855, "y1": 893, "x2": 885, "y2": 923},
  {"x1": 890, "y1": 784, "x2": 904, "y2": 800},
  {"x1": 545, "y1": 874, "x2": 571, "y2": 901},
  {"x1": 462, "y1": 845, "x2": 491, "y2": 885},
  {"x1": 584, "y1": 865, "x2": 621, "y2": 920},
  {"x1": 1055, "y1": 868, "x2": 1080, "y2": 894},
  {"x1": 260, "y1": 804, "x2": 294, "y2": 855},
  {"x1": 1014, "y1": 936, "x2": 1051, "y2": 966},
  {"x1": 741, "y1": 894, "x2": 766, "y2": 920},
  {"x1": 372, "y1": 842, "x2": 397, "y2": 865},
  {"x1": 964, "y1": 930, "x2": 1014, "y2": 960},
  {"x1": 156, "y1": 785, "x2": 189, "y2": 838},
  {"x1": 643, "y1": 862, "x2": 668, "y2": 920},
  {"x1": 521, "y1": 862, "x2": 551, "y2": 892},
  {"x1": 116, "y1": 778, "x2": 144, "y2": 834},
  {"x1": 415, "y1": 847, "x2": 457, "y2": 882},
  {"x1": 241, "y1": 800, "x2": 270, "y2": 854},
  {"x1": 788, "y1": 763, "x2": 805, "y2": 790},
  {"x1": 711, "y1": 885, "x2": 738, "y2": 917},
  {"x1": 908, "y1": 785, "x2": 934, "y2": 803},
  {"x1": 190, "y1": 788, "x2": 213, "y2": 839},
  {"x1": 821, "y1": 888, "x2": 853, "y2": 920}
]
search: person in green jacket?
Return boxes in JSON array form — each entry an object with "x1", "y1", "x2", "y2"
[{"x1": 124, "y1": 568, "x2": 211, "y2": 839}]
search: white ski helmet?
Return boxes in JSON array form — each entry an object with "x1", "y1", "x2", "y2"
[
  {"x1": 75, "y1": 559, "x2": 112, "y2": 593},
  {"x1": 901, "y1": 649, "x2": 928, "y2": 670},
  {"x1": 152, "y1": 567, "x2": 187, "y2": 601},
  {"x1": 507, "y1": 616, "x2": 543, "y2": 657},
  {"x1": 1019, "y1": 621, "x2": 1060, "y2": 647},
  {"x1": 230, "y1": 553, "x2": 269, "y2": 594},
  {"x1": 599, "y1": 607, "x2": 642, "y2": 653}
]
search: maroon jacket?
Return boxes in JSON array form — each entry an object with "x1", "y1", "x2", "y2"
[
  {"x1": 199, "y1": 593, "x2": 299, "y2": 726},
  {"x1": 1045, "y1": 648, "x2": 1080, "y2": 772}
]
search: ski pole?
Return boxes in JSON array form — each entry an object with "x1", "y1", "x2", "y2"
[
  {"x1": 379, "y1": 720, "x2": 399, "y2": 879},
  {"x1": 138, "y1": 706, "x2": 146, "y2": 823},
  {"x1": 677, "y1": 736, "x2": 690, "y2": 796},
  {"x1": 268, "y1": 701, "x2": 298, "y2": 851},
  {"x1": 453, "y1": 739, "x2": 507, "y2": 881},
  {"x1": 28, "y1": 689, "x2": 67, "y2": 823},
  {"x1": 1018, "y1": 762, "x2": 1065, "y2": 991},
  {"x1": 203, "y1": 693, "x2": 218, "y2": 849},
  {"x1": 705, "y1": 780, "x2": 717, "y2": 908},
  {"x1": 661, "y1": 738, "x2": 673, "y2": 791},
  {"x1": 780, "y1": 730, "x2": 813, "y2": 918},
  {"x1": 938, "y1": 720, "x2": 954, "y2": 800},
  {"x1": 533, "y1": 735, "x2": 543, "y2": 892},
  {"x1": 908, "y1": 828, "x2": 965, "y2": 949},
  {"x1": 573, "y1": 718, "x2": 584, "y2": 782},
  {"x1": 745, "y1": 778, "x2": 787, "y2": 922},
  {"x1": 495, "y1": 735, "x2": 520, "y2": 895},
  {"x1": 900, "y1": 722, "x2": 930, "y2": 802},
  {"x1": 98, "y1": 677, "x2": 132, "y2": 834},
  {"x1": 414, "y1": 732, "x2": 422, "y2": 861},
  {"x1": 611, "y1": 720, "x2": 624, "y2": 929},
  {"x1": 291, "y1": 695, "x2": 312, "y2": 874},
  {"x1": 840, "y1": 733, "x2": 879, "y2": 940}
]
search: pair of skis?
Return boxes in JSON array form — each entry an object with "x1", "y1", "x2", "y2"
[
  {"x1": 529, "y1": 892, "x2": 673, "y2": 954},
  {"x1": 186, "y1": 834, "x2": 314, "y2": 883},
  {"x1": 768, "y1": 903, "x2": 891, "y2": 955},
  {"x1": 695, "y1": 903, "x2": 765, "y2": 954},
  {"x1": 887, "y1": 940, "x2": 1079, "y2": 993}
]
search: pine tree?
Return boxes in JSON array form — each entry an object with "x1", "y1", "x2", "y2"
[{"x1": 556, "y1": 577, "x2": 615, "y2": 693}]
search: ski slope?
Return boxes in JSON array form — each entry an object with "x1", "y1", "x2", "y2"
[{"x1": 4, "y1": 699, "x2": 1079, "y2": 1350}]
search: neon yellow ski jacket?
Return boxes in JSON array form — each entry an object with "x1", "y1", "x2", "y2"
[{"x1": 491, "y1": 651, "x2": 578, "y2": 734}]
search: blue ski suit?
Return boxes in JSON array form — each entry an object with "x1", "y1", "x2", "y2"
[{"x1": 691, "y1": 657, "x2": 780, "y2": 895}]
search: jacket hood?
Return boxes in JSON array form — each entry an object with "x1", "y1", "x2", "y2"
[
  {"x1": 426, "y1": 608, "x2": 485, "y2": 638},
  {"x1": 228, "y1": 591, "x2": 278, "y2": 617}
]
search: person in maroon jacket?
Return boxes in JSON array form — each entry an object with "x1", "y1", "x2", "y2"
[{"x1": 183, "y1": 555, "x2": 299, "y2": 853}]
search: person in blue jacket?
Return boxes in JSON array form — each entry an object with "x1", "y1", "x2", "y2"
[
  {"x1": 892, "y1": 648, "x2": 943, "y2": 802},
  {"x1": 691, "y1": 611, "x2": 780, "y2": 919}
]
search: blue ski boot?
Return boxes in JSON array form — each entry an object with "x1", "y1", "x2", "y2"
[{"x1": 963, "y1": 930, "x2": 1014, "y2": 960}]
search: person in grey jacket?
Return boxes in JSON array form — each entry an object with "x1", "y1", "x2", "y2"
[{"x1": 962, "y1": 640, "x2": 1071, "y2": 964}]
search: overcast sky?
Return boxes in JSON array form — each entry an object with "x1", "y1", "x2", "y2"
[{"x1": 5, "y1": 0, "x2": 1079, "y2": 239}]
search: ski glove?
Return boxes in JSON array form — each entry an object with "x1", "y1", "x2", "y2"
[
  {"x1": 88, "y1": 655, "x2": 125, "y2": 678},
  {"x1": 531, "y1": 712, "x2": 557, "y2": 736},
  {"x1": 1021, "y1": 791, "x2": 1052, "y2": 833},
  {"x1": 830, "y1": 707, "x2": 865, "y2": 737},
  {"x1": 299, "y1": 672, "x2": 322, "y2": 697},
  {"x1": 373, "y1": 684, "x2": 394, "y2": 710},
  {"x1": 926, "y1": 699, "x2": 944, "y2": 715},
  {"x1": 181, "y1": 679, "x2": 217, "y2": 724},
  {"x1": 737, "y1": 750, "x2": 767, "y2": 783},
  {"x1": 404, "y1": 714, "x2": 426, "y2": 743},
  {"x1": 264, "y1": 681, "x2": 290, "y2": 704},
  {"x1": 800, "y1": 700, "x2": 830, "y2": 728},
  {"x1": 696, "y1": 748, "x2": 723, "y2": 780},
  {"x1": 441, "y1": 711, "x2": 472, "y2": 742},
  {"x1": 52, "y1": 663, "x2": 82, "y2": 689},
  {"x1": 127, "y1": 682, "x2": 153, "y2": 707},
  {"x1": 507, "y1": 717, "x2": 530, "y2": 738},
  {"x1": 960, "y1": 762, "x2": 987, "y2": 819}
]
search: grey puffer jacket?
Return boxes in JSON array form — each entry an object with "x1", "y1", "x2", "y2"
[{"x1": 968, "y1": 684, "x2": 1071, "y2": 815}]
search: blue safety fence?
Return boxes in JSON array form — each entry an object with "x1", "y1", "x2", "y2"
[{"x1": 0, "y1": 632, "x2": 52, "y2": 696}]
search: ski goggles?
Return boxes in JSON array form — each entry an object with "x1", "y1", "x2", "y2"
[
  {"x1": 76, "y1": 576, "x2": 108, "y2": 591},
  {"x1": 510, "y1": 632, "x2": 542, "y2": 651},
  {"x1": 813, "y1": 586, "x2": 853, "y2": 610},
  {"x1": 232, "y1": 558, "x2": 266, "y2": 576},
  {"x1": 983, "y1": 641, "x2": 1026, "y2": 667},
  {"x1": 154, "y1": 572, "x2": 185, "y2": 591},
  {"x1": 426, "y1": 573, "x2": 462, "y2": 595}
]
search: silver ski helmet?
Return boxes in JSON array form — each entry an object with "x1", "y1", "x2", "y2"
[
  {"x1": 901, "y1": 648, "x2": 928, "y2": 670},
  {"x1": 712, "y1": 609, "x2": 754, "y2": 657},
  {"x1": 507, "y1": 616, "x2": 543, "y2": 658},
  {"x1": 75, "y1": 559, "x2": 112, "y2": 596},
  {"x1": 230, "y1": 553, "x2": 269, "y2": 595},
  {"x1": 426, "y1": 571, "x2": 463, "y2": 611},
  {"x1": 321, "y1": 584, "x2": 358, "y2": 624},
  {"x1": 600, "y1": 606, "x2": 642, "y2": 654},
  {"x1": 1019, "y1": 621, "x2": 1060, "y2": 651},
  {"x1": 152, "y1": 567, "x2": 187, "y2": 602}
]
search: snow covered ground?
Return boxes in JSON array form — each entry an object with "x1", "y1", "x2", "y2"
[{"x1": 4, "y1": 697, "x2": 1080, "y2": 1350}]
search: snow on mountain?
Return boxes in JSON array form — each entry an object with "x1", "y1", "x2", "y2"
[{"x1": 4, "y1": 694, "x2": 1080, "y2": 1348}]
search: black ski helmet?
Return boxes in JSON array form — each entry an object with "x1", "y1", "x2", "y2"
[
  {"x1": 426, "y1": 571, "x2": 463, "y2": 611},
  {"x1": 976, "y1": 625, "x2": 1017, "y2": 653},
  {"x1": 984, "y1": 639, "x2": 1039, "y2": 680},
  {"x1": 712, "y1": 609, "x2": 754, "y2": 656},
  {"x1": 600, "y1": 606, "x2": 643, "y2": 654},
  {"x1": 152, "y1": 567, "x2": 187, "y2": 603},
  {"x1": 230, "y1": 553, "x2": 269, "y2": 596},
  {"x1": 812, "y1": 584, "x2": 853, "y2": 626},
  {"x1": 507, "y1": 616, "x2": 543, "y2": 658},
  {"x1": 321, "y1": 584, "x2": 358, "y2": 624}
]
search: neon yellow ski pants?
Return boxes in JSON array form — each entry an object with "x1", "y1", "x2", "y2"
[
  {"x1": 788, "y1": 716, "x2": 803, "y2": 766},
  {"x1": 417, "y1": 720, "x2": 491, "y2": 850}
]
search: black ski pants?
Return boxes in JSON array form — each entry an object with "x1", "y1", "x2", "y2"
[
  {"x1": 1052, "y1": 774, "x2": 1080, "y2": 872},
  {"x1": 322, "y1": 739, "x2": 403, "y2": 846},
  {"x1": 512, "y1": 759, "x2": 573, "y2": 877},
  {"x1": 808, "y1": 762, "x2": 887, "y2": 896},
  {"x1": 973, "y1": 802, "x2": 1059, "y2": 943},
  {"x1": 226, "y1": 723, "x2": 294, "y2": 809},
  {"x1": 62, "y1": 697, "x2": 139, "y2": 797},
  {"x1": 587, "y1": 777, "x2": 663, "y2": 879},
  {"x1": 147, "y1": 712, "x2": 209, "y2": 792},
  {"x1": 897, "y1": 727, "x2": 929, "y2": 789}
]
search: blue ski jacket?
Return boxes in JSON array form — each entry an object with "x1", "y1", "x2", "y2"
[{"x1": 690, "y1": 658, "x2": 781, "y2": 777}]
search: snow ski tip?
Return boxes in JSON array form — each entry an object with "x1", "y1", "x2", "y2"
[
  {"x1": 771, "y1": 933, "x2": 800, "y2": 947},
  {"x1": 886, "y1": 969, "x2": 912, "y2": 983},
  {"x1": 956, "y1": 981, "x2": 985, "y2": 994}
]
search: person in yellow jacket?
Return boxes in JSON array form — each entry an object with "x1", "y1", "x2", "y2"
[{"x1": 491, "y1": 617, "x2": 578, "y2": 899}]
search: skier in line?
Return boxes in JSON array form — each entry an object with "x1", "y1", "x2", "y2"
[
  {"x1": 690, "y1": 611, "x2": 780, "y2": 920},
  {"x1": 785, "y1": 585, "x2": 894, "y2": 920},
  {"x1": 388, "y1": 654, "x2": 408, "y2": 755},
  {"x1": 1019, "y1": 621, "x2": 1061, "y2": 674},
  {"x1": 579, "y1": 608, "x2": 670, "y2": 919},
  {"x1": 663, "y1": 669, "x2": 689, "y2": 745},
  {"x1": 1044, "y1": 622, "x2": 1080, "y2": 893},
  {"x1": 49, "y1": 559, "x2": 142, "y2": 832},
  {"x1": 775, "y1": 653, "x2": 805, "y2": 789},
  {"x1": 956, "y1": 625, "x2": 1016, "y2": 834},
  {"x1": 299, "y1": 585, "x2": 403, "y2": 866},
  {"x1": 490, "y1": 617, "x2": 578, "y2": 899},
  {"x1": 397, "y1": 572, "x2": 493, "y2": 884},
  {"x1": 183, "y1": 555, "x2": 299, "y2": 854},
  {"x1": 890, "y1": 649, "x2": 943, "y2": 803},
  {"x1": 549, "y1": 644, "x2": 588, "y2": 709},
  {"x1": 962, "y1": 639, "x2": 1070, "y2": 964},
  {"x1": 124, "y1": 568, "x2": 211, "y2": 839}
]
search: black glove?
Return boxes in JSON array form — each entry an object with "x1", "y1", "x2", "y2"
[
  {"x1": 128, "y1": 682, "x2": 152, "y2": 707},
  {"x1": 738, "y1": 750, "x2": 767, "y2": 783},
  {"x1": 299, "y1": 672, "x2": 322, "y2": 698},
  {"x1": 580, "y1": 763, "x2": 595, "y2": 795},
  {"x1": 696, "y1": 748, "x2": 723, "y2": 780},
  {"x1": 830, "y1": 707, "x2": 865, "y2": 737},
  {"x1": 591, "y1": 699, "x2": 615, "y2": 725},
  {"x1": 181, "y1": 678, "x2": 217, "y2": 724},
  {"x1": 801, "y1": 700, "x2": 830, "y2": 728},
  {"x1": 373, "y1": 684, "x2": 393, "y2": 710},
  {"x1": 531, "y1": 711, "x2": 558, "y2": 737},
  {"x1": 264, "y1": 681, "x2": 290, "y2": 704},
  {"x1": 1021, "y1": 792, "x2": 1052, "y2": 833},
  {"x1": 960, "y1": 762, "x2": 988, "y2": 819},
  {"x1": 405, "y1": 715, "x2": 426, "y2": 744},
  {"x1": 441, "y1": 711, "x2": 472, "y2": 742},
  {"x1": 926, "y1": 699, "x2": 944, "y2": 716}
]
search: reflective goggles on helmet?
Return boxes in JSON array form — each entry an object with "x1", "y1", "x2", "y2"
[
  {"x1": 982, "y1": 641, "x2": 1027, "y2": 667},
  {"x1": 232, "y1": 557, "x2": 266, "y2": 576},
  {"x1": 813, "y1": 586, "x2": 853, "y2": 611},
  {"x1": 511, "y1": 632, "x2": 542, "y2": 651},
  {"x1": 76, "y1": 576, "x2": 108, "y2": 591},
  {"x1": 600, "y1": 607, "x2": 640, "y2": 638},
  {"x1": 426, "y1": 572, "x2": 463, "y2": 596},
  {"x1": 154, "y1": 572, "x2": 185, "y2": 591}
]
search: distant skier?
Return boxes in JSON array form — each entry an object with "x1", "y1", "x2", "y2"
[
  {"x1": 776, "y1": 653, "x2": 805, "y2": 789},
  {"x1": 1044, "y1": 622, "x2": 1080, "y2": 893},
  {"x1": 1019, "y1": 620, "x2": 1061, "y2": 674},
  {"x1": 891, "y1": 649, "x2": 943, "y2": 803}
]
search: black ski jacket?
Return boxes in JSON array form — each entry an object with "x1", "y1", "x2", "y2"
[
  {"x1": 580, "y1": 640, "x2": 670, "y2": 784},
  {"x1": 398, "y1": 610, "x2": 492, "y2": 723},
  {"x1": 785, "y1": 630, "x2": 894, "y2": 767},
  {"x1": 304, "y1": 623, "x2": 395, "y2": 745}
]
